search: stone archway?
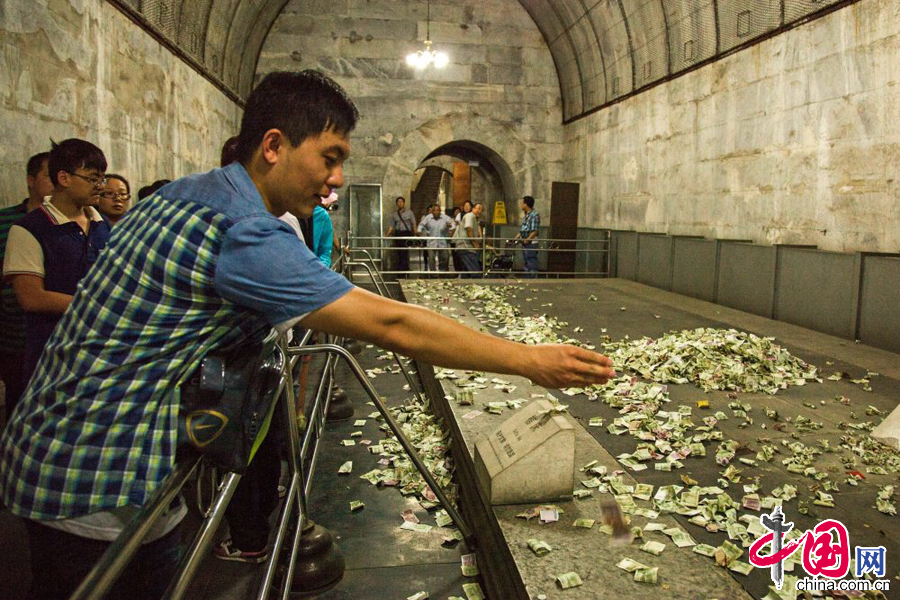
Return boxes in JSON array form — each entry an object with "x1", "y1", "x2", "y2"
[{"x1": 381, "y1": 113, "x2": 545, "y2": 218}]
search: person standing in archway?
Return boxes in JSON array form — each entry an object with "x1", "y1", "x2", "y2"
[
  {"x1": 514, "y1": 195, "x2": 540, "y2": 278},
  {"x1": 385, "y1": 196, "x2": 416, "y2": 276}
]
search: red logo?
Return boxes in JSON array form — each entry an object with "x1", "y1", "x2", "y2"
[{"x1": 750, "y1": 518, "x2": 851, "y2": 579}]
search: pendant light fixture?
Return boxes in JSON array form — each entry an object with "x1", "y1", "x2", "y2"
[{"x1": 406, "y1": 0, "x2": 449, "y2": 70}]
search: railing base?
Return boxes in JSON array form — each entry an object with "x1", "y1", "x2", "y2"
[
  {"x1": 325, "y1": 388, "x2": 354, "y2": 422},
  {"x1": 285, "y1": 520, "x2": 345, "y2": 597}
]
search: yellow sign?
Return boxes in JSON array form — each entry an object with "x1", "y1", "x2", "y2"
[{"x1": 492, "y1": 201, "x2": 507, "y2": 224}]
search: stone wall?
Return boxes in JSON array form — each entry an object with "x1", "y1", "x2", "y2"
[
  {"x1": 257, "y1": 0, "x2": 563, "y2": 227},
  {"x1": 564, "y1": 0, "x2": 900, "y2": 253},
  {"x1": 0, "y1": 1, "x2": 242, "y2": 207}
]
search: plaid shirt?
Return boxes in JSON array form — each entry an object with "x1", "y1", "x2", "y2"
[
  {"x1": 520, "y1": 209, "x2": 540, "y2": 240},
  {"x1": 0, "y1": 163, "x2": 352, "y2": 521}
]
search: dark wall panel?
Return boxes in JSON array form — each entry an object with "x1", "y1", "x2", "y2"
[
  {"x1": 775, "y1": 248, "x2": 858, "y2": 339},
  {"x1": 615, "y1": 232, "x2": 638, "y2": 280},
  {"x1": 716, "y1": 243, "x2": 776, "y2": 317},
  {"x1": 672, "y1": 238, "x2": 717, "y2": 302},
  {"x1": 858, "y1": 256, "x2": 900, "y2": 354},
  {"x1": 636, "y1": 234, "x2": 672, "y2": 290}
]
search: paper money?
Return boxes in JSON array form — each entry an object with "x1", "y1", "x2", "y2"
[
  {"x1": 644, "y1": 523, "x2": 667, "y2": 532},
  {"x1": 616, "y1": 557, "x2": 648, "y2": 573},
  {"x1": 555, "y1": 572, "x2": 583, "y2": 589},
  {"x1": 640, "y1": 540, "x2": 666, "y2": 556},
  {"x1": 634, "y1": 566, "x2": 659, "y2": 584},
  {"x1": 728, "y1": 561, "x2": 754, "y2": 576},
  {"x1": 349, "y1": 501, "x2": 364, "y2": 511},
  {"x1": 353, "y1": 419, "x2": 367, "y2": 426},
  {"x1": 407, "y1": 592, "x2": 428, "y2": 600},
  {"x1": 338, "y1": 461, "x2": 353, "y2": 474},
  {"x1": 693, "y1": 544, "x2": 717, "y2": 557},
  {"x1": 462, "y1": 582, "x2": 484, "y2": 600},
  {"x1": 539, "y1": 509, "x2": 559, "y2": 523},
  {"x1": 461, "y1": 553, "x2": 479, "y2": 576},
  {"x1": 668, "y1": 530, "x2": 697, "y2": 548},
  {"x1": 401, "y1": 509, "x2": 420, "y2": 524},
  {"x1": 589, "y1": 417, "x2": 604, "y2": 427},
  {"x1": 527, "y1": 539, "x2": 552, "y2": 556},
  {"x1": 714, "y1": 541, "x2": 743, "y2": 567},
  {"x1": 360, "y1": 469, "x2": 382, "y2": 484},
  {"x1": 341, "y1": 439, "x2": 356, "y2": 446},
  {"x1": 573, "y1": 518, "x2": 595, "y2": 529},
  {"x1": 442, "y1": 529, "x2": 464, "y2": 545},
  {"x1": 573, "y1": 489, "x2": 592, "y2": 499},
  {"x1": 400, "y1": 521, "x2": 432, "y2": 533},
  {"x1": 633, "y1": 484, "x2": 654, "y2": 500},
  {"x1": 435, "y1": 510, "x2": 453, "y2": 528}
]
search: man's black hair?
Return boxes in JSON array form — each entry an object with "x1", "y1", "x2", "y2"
[
  {"x1": 106, "y1": 174, "x2": 131, "y2": 194},
  {"x1": 47, "y1": 139, "x2": 107, "y2": 187},
  {"x1": 26, "y1": 152, "x2": 50, "y2": 178},
  {"x1": 137, "y1": 179, "x2": 172, "y2": 201},
  {"x1": 396, "y1": 196, "x2": 406, "y2": 204},
  {"x1": 522, "y1": 195, "x2": 535, "y2": 209},
  {"x1": 235, "y1": 70, "x2": 359, "y2": 163}
]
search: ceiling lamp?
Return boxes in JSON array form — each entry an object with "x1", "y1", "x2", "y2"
[{"x1": 406, "y1": 0, "x2": 448, "y2": 70}]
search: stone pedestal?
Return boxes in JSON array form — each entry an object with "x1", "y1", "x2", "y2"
[{"x1": 474, "y1": 399, "x2": 575, "y2": 505}]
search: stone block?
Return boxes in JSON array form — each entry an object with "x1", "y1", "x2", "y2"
[{"x1": 474, "y1": 399, "x2": 575, "y2": 506}]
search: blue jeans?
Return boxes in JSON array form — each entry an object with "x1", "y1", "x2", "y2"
[{"x1": 523, "y1": 243, "x2": 538, "y2": 277}]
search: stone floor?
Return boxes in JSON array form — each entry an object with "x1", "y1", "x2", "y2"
[{"x1": 403, "y1": 278, "x2": 900, "y2": 600}]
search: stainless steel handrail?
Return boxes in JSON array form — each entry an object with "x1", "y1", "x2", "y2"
[{"x1": 68, "y1": 457, "x2": 202, "y2": 600}]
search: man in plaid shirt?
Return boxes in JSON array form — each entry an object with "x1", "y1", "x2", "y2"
[
  {"x1": 0, "y1": 70, "x2": 615, "y2": 599},
  {"x1": 514, "y1": 195, "x2": 541, "y2": 277}
]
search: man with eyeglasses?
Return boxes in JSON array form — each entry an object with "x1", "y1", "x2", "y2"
[{"x1": 2, "y1": 138, "x2": 110, "y2": 386}]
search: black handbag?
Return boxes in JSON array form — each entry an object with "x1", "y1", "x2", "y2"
[{"x1": 177, "y1": 330, "x2": 285, "y2": 474}]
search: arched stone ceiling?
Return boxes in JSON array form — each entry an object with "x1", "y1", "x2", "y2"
[
  {"x1": 110, "y1": 0, "x2": 291, "y2": 101},
  {"x1": 518, "y1": 0, "x2": 851, "y2": 122},
  {"x1": 109, "y1": 0, "x2": 852, "y2": 118}
]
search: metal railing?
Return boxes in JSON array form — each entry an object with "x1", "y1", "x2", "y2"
[
  {"x1": 68, "y1": 258, "x2": 471, "y2": 600},
  {"x1": 347, "y1": 230, "x2": 610, "y2": 280}
]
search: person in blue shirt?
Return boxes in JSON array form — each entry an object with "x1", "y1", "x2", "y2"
[
  {"x1": 0, "y1": 70, "x2": 615, "y2": 600},
  {"x1": 311, "y1": 201, "x2": 334, "y2": 267}
]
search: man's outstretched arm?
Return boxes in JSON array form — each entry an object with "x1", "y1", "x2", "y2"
[{"x1": 300, "y1": 287, "x2": 615, "y2": 389}]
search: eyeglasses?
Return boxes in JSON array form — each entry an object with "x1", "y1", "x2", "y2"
[
  {"x1": 67, "y1": 171, "x2": 107, "y2": 187},
  {"x1": 99, "y1": 191, "x2": 131, "y2": 201}
]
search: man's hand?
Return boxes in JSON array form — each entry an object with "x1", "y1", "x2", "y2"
[{"x1": 525, "y1": 344, "x2": 616, "y2": 389}]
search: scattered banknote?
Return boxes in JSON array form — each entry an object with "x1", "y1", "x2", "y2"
[
  {"x1": 573, "y1": 518, "x2": 595, "y2": 529},
  {"x1": 462, "y1": 582, "x2": 484, "y2": 600},
  {"x1": 401, "y1": 509, "x2": 420, "y2": 524},
  {"x1": 435, "y1": 510, "x2": 453, "y2": 527},
  {"x1": 555, "y1": 572, "x2": 583, "y2": 589},
  {"x1": 461, "y1": 553, "x2": 479, "y2": 576},
  {"x1": 349, "y1": 501, "x2": 364, "y2": 512},
  {"x1": 729, "y1": 561, "x2": 754, "y2": 576},
  {"x1": 407, "y1": 592, "x2": 428, "y2": 600},
  {"x1": 616, "y1": 557, "x2": 648, "y2": 573},
  {"x1": 693, "y1": 544, "x2": 717, "y2": 557},
  {"x1": 400, "y1": 521, "x2": 433, "y2": 533},
  {"x1": 634, "y1": 566, "x2": 659, "y2": 584},
  {"x1": 527, "y1": 539, "x2": 552, "y2": 556},
  {"x1": 338, "y1": 461, "x2": 353, "y2": 474},
  {"x1": 640, "y1": 540, "x2": 666, "y2": 556},
  {"x1": 353, "y1": 419, "x2": 367, "y2": 426}
]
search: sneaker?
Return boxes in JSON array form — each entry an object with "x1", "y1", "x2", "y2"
[{"x1": 213, "y1": 539, "x2": 269, "y2": 564}]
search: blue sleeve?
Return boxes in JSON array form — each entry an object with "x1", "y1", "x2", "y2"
[
  {"x1": 312, "y1": 207, "x2": 333, "y2": 268},
  {"x1": 214, "y1": 215, "x2": 352, "y2": 325}
]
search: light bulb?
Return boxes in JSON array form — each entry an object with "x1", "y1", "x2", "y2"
[
  {"x1": 406, "y1": 52, "x2": 419, "y2": 67},
  {"x1": 434, "y1": 52, "x2": 449, "y2": 68}
]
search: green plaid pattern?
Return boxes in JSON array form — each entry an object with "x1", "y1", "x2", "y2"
[
  {"x1": 520, "y1": 209, "x2": 540, "y2": 237},
  {"x1": 0, "y1": 194, "x2": 270, "y2": 520},
  {"x1": 0, "y1": 200, "x2": 28, "y2": 352}
]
